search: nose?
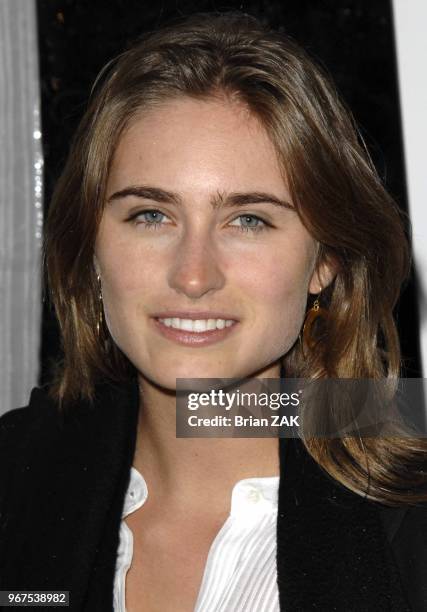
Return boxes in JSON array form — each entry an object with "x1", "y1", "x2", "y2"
[{"x1": 167, "y1": 229, "x2": 226, "y2": 299}]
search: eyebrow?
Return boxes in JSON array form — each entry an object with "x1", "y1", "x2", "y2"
[{"x1": 106, "y1": 185, "x2": 294, "y2": 211}]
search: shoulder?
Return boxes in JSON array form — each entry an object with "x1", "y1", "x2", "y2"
[
  {"x1": 0, "y1": 380, "x2": 139, "y2": 475},
  {"x1": 380, "y1": 502, "x2": 427, "y2": 611},
  {"x1": 0, "y1": 381, "x2": 138, "y2": 516},
  {"x1": 0, "y1": 387, "x2": 57, "y2": 449},
  {"x1": 0, "y1": 388, "x2": 61, "y2": 487}
]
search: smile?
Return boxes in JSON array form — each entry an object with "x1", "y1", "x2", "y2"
[
  {"x1": 152, "y1": 316, "x2": 239, "y2": 346},
  {"x1": 158, "y1": 317, "x2": 235, "y2": 332}
]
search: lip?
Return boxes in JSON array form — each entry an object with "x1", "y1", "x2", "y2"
[
  {"x1": 152, "y1": 311, "x2": 239, "y2": 321},
  {"x1": 151, "y1": 316, "x2": 240, "y2": 347}
]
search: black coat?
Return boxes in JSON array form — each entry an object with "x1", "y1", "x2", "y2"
[{"x1": 0, "y1": 380, "x2": 426, "y2": 611}]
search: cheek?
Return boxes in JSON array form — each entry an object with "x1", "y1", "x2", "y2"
[
  {"x1": 101, "y1": 259, "x2": 155, "y2": 325},
  {"x1": 236, "y1": 242, "x2": 314, "y2": 357},
  {"x1": 237, "y1": 245, "x2": 313, "y2": 312},
  {"x1": 94, "y1": 233, "x2": 157, "y2": 341},
  {"x1": 96, "y1": 224, "x2": 158, "y2": 295}
]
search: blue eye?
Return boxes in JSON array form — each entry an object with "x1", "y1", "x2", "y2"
[
  {"x1": 231, "y1": 214, "x2": 267, "y2": 233},
  {"x1": 127, "y1": 209, "x2": 167, "y2": 229},
  {"x1": 141, "y1": 210, "x2": 165, "y2": 224}
]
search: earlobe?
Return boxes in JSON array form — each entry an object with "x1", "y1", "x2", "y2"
[
  {"x1": 93, "y1": 255, "x2": 101, "y2": 277},
  {"x1": 308, "y1": 255, "x2": 339, "y2": 295}
]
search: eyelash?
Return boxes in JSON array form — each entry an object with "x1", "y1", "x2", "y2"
[{"x1": 125, "y1": 210, "x2": 270, "y2": 233}]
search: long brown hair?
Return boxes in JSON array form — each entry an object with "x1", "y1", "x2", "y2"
[{"x1": 44, "y1": 12, "x2": 427, "y2": 506}]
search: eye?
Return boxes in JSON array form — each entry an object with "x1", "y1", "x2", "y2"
[
  {"x1": 126, "y1": 209, "x2": 170, "y2": 229},
  {"x1": 229, "y1": 214, "x2": 269, "y2": 233}
]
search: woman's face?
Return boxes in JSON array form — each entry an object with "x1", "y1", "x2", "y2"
[{"x1": 95, "y1": 96, "x2": 333, "y2": 390}]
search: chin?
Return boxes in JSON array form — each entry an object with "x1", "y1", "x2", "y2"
[
  {"x1": 164, "y1": 367, "x2": 233, "y2": 386},
  {"x1": 143, "y1": 361, "x2": 270, "y2": 394}
]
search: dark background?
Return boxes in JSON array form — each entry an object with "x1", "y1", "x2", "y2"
[{"x1": 36, "y1": 0, "x2": 423, "y2": 383}]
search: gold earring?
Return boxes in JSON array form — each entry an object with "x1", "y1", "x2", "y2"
[
  {"x1": 302, "y1": 295, "x2": 329, "y2": 355},
  {"x1": 96, "y1": 274, "x2": 104, "y2": 338}
]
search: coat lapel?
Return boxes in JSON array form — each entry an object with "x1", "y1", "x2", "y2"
[
  {"x1": 1, "y1": 380, "x2": 139, "y2": 611},
  {"x1": 276, "y1": 437, "x2": 410, "y2": 611}
]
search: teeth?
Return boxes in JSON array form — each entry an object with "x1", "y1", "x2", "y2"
[
  {"x1": 181, "y1": 319, "x2": 195, "y2": 331},
  {"x1": 158, "y1": 317, "x2": 236, "y2": 332},
  {"x1": 194, "y1": 319, "x2": 208, "y2": 332}
]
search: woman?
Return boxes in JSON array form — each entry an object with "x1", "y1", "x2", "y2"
[{"x1": 1, "y1": 11, "x2": 426, "y2": 612}]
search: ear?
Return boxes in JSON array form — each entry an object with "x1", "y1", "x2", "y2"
[
  {"x1": 308, "y1": 253, "x2": 339, "y2": 295},
  {"x1": 93, "y1": 254, "x2": 101, "y2": 277}
]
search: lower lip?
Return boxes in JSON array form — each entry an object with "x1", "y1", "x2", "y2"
[{"x1": 151, "y1": 318, "x2": 239, "y2": 347}]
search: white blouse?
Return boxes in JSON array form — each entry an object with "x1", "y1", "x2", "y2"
[{"x1": 113, "y1": 466, "x2": 280, "y2": 612}]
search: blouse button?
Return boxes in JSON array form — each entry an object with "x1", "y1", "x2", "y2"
[{"x1": 247, "y1": 488, "x2": 262, "y2": 503}]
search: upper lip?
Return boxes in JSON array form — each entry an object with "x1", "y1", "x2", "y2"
[{"x1": 153, "y1": 311, "x2": 239, "y2": 321}]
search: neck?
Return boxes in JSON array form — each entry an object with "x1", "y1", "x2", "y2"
[{"x1": 132, "y1": 373, "x2": 280, "y2": 512}]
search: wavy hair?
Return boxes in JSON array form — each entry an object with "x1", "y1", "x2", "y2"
[{"x1": 44, "y1": 12, "x2": 427, "y2": 505}]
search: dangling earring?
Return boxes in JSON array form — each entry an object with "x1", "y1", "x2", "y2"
[
  {"x1": 96, "y1": 274, "x2": 104, "y2": 338},
  {"x1": 302, "y1": 294, "x2": 329, "y2": 356}
]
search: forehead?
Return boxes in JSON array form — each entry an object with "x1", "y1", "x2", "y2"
[{"x1": 107, "y1": 96, "x2": 287, "y2": 195}]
